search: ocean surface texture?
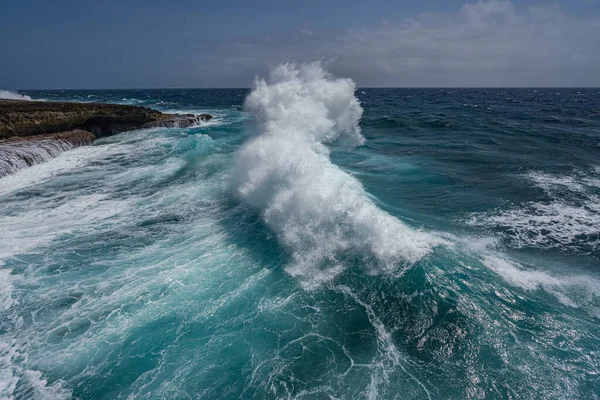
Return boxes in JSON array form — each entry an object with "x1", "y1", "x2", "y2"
[{"x1": 1, "y1": 65, "x2": 599, "y2": 399}]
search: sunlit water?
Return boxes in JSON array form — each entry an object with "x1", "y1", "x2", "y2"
[{"x1": 1, "y1": 70, "x2": 599, "y2": 399}]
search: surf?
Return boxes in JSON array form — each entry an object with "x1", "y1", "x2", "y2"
[
  {"x1": 234, "y1": 63, "x2": 445, "y2": 287},
  {"x1": 0, "y1": 90, "x2": 32, "y2": 101}
]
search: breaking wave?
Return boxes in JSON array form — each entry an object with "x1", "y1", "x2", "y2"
[
  {"x1": 234, "y1": 63, "x2": 444, "y2": 287},
  {"x1": 0, "y1": 90, "x2": 32, "y2": 101}
]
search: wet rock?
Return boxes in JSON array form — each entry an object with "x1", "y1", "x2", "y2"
[{"x1": 143, "y1": 113, "x2": 213, "y2": 130}]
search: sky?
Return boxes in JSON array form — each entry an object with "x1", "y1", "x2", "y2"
[{"x1": 1, "y1": 0, "x2": 599, "y2": 88}]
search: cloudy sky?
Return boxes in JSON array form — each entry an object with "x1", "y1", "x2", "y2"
[{"x1": 1, "y1": 0, "x2": 599, "y2": 88}]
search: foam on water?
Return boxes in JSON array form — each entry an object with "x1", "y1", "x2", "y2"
[
  {"x1": 0, "y1": 269, "x2": 15, "y2": 310},
  {"x1": 0, "y1": 193, "x2": 133, "y2": 262},
  {"x1": 467, "y1": 169, "x2": 600, "y2": 253},
  {"x1": 235, "y1": 63, "x2": 445, "y2": 287},
  {"x1": 0, "y1": 125, "x2": 240, "y2": 400},
  {"x1": 0, "y1": 90, "x2": 32, "y2": 101},
  {"x1": 0, "y1": 140, "x2": 132, "y2": 197},
  {"x1": 0, "y1": 140, "x2": 79, "y2": 178},
  {"x1": 444, "y1": 233, "x2": 600, "y2": 317},
  {"x1": 481, "y1": 254, "x2": 600, "y2": 316}
]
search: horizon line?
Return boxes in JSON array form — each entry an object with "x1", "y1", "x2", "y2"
[{"x1": 13, "y1": 86, "x2": 600, "y2": 91}]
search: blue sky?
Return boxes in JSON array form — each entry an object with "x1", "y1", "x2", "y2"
[{"x1": 1, "y1": 0, "x2": 599, "y2": 88}]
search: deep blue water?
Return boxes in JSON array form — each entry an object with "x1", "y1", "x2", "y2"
[{"x1": 1, "y1": 76, "x2": 599, "y2": 399}]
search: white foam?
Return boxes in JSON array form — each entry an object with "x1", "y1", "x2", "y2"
[
  {"x1": 18, "y1": 370, "x2": 71, "y2": 400},
  {"x1": 234, "y1": 63, "x2": 445, "y2": 287},
  {"x1": 0, "y1": 131, "x2": 168, "y2": 198},
  {"x1": 0, "y1": 193, "x2": 133, "y2": 264},
  {"x1": 0, "y1": 341, "x2": 19, "y2": 400},
  {"x1": 526, "y1": 169, "x2": 600, "y2": 197},
  {"x1": 468, "y1": 201, "x2": 600, "y2": 250},
  {"x1": 443, "y1": 232, "x2": 600, "y2": 315},
  {"x1": 467, "y1": 170, "x2": 600, "y2": 251},
  {"x1": 0, "y1": 269, "x2": 15, "y2": 311},
  {"x1": 481, "y1": 254, "x2": 600, "y2": 313},
  {"x1": 0, "y1": 90, "x2": 32, "y2": 101},
  {"x1": 0, "y1": 140, "x2": 77, "y2": 178},
  {"x1": 0, "y1": 143, "x2": 113, "y2": 197},
  {"x1": 525, "y1": 171, "x2": 596, "y2": 195},
  {"x1": 481, "y1": 254, "x2": 563, "y2": 291},
  {"x1": 0, "y1": 340, "x2": 72, "y2": 400},
  {"x1": 0, "y1": 115, "x2": 260, "y2": 399}
]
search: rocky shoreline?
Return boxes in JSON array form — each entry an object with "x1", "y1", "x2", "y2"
[{"x1": 0, "y1": 99, "x2": 212, "y2": 177}]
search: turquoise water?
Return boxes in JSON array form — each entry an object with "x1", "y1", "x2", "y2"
[{"x1": 1, "y1": 66, "x2": 600, "y2": 399}]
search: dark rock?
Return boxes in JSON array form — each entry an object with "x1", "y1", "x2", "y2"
[
  {"x1": 0, "y1": 99, "x2": 214, "y2": 177},
  {"x1": 1, "y1": 129, "x2": 96, "y2": 146},
  {"x1": 0, "y1": 99, "x2": 170, "y2": 139},
  {"x1": 143, "y1": 113, "x2": 213, "y2": 130},
  {"x1": 0, "y1": 100, "x2": 214, "y2": 139}
]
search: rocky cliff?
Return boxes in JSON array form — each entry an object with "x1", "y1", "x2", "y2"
[
  {"x1": 0, "y1": 99, "x2": 212, "y2": 177},
  {"x1": 0, "y1": 100, "x2": 211, "y2": 139}
]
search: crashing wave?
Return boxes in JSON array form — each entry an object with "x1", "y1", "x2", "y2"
[
  {"x1": 0, "y1": 90, "x2": 32, "y2": 101},
  {"x1": 234, "y1": 63, "x2": 444, "y2": 287}
]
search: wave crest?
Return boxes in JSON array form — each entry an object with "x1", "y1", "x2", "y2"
[{"x1": 234, "y1": 63, "x2": 443, "y2": 287}]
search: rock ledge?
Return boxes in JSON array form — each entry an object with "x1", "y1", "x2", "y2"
[{"x1": 0, "y1": 100, "x2": 212, "y2": 177}]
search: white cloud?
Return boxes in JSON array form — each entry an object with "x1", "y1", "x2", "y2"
[
  {"x1": 199, "y1": 1, "x2": 600, "y2": 87},
  {"x1": 300, "y1": 22, "x2": 314, "y2": 37}
]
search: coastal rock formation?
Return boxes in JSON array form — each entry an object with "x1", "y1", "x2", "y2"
[
  {"x1": 143, "y1": 113, "x2": 212, "y2": 130},
  {"x1": 0, "y1": 100, "x2": 170, "y2": 139},
  {"x1": 0, "y1": 100, "x2": 213, "y2": 176},
  {"x1": 0, "y1": 100, "x2": 213, "y2": 139}
]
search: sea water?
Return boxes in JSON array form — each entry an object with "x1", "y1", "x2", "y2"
[{"x1": 1, "y1": 64, "x2": 599, "y2": 399}]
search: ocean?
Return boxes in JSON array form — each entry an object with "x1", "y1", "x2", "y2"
[{"x1": 1, "y1": 64, "x2": 599, "y2": 399}]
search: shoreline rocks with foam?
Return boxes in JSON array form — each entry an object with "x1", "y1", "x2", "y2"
[
  {"x1": 0, "y1": 130, "x2": 95, "y2": 177},
  {"x1": 0, "y1": 99, "x2": 212, "y2": 176}
]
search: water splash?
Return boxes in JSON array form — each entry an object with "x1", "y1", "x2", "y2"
[
  {"x1": 234, "y1": 63, "x2": 445, "y2": 287},
  {"x1": 0, "y1": 90, "x2": 32, "y2": 101}
]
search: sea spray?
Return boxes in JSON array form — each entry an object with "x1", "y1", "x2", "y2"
[
  {"x1": 0, "y1": 90, "x2": 32, "y2": 101},
  {"x1": 234, "y1": 63, "x2": 444, "y2": 287}
]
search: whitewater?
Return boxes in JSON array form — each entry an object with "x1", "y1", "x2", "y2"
[
  {"x1": 1, "y1": 66, "x2": 599, "y2": 399},
  {"x1": 235, "y1": 64, "x2": 446, "y2": 288}
]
